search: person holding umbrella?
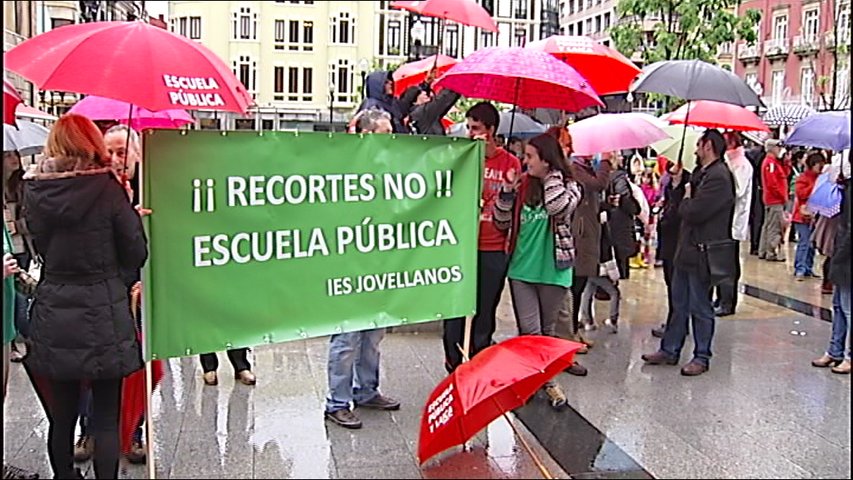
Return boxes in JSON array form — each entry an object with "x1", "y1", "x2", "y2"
[
  {"x1": 642, "y1": 129, "x2": 735, "y2": 376},
  {"x1": 21, "y1": 114, "x2": 148, "y2": 479},
  {"x1": 493, "y1": 133, "x2": 582, "y2": 408},
  {"x1": 791, "y1": 152, "x2": 826, "y2": 280},
  {"x1": 356, "y1": 71, "x2": 408, "y2": 133}
]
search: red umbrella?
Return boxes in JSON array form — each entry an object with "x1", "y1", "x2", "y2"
[
  {"x1": 391, "y1": 0, "x2": 498, "y2": 32},
  {"x1": 526, "y1": 35, "x2": 641, "y2": 96},
  {"x1": 663, "y1": 100, "x2": 770, "y2": 132},
  {"x1": 434, "y1": 46, "x2": 603, "y2": 112},
  {"x1": 5, "y1": 21, "x2": 252, "y2": 114},
  {"x1": 393, "y1": 55, "x2": 458, "y2": 96},
  {"x1": 418, "y1": 335, "x2": 583, "y2": 465},
  {"x1": 4, "y1": 79, "x2": 23, "y2": 125}
]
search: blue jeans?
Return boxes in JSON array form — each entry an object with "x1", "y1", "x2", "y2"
[
  {"x1": 661, "y1": 267, "x2": 716, "y2": 366},
  {"x1": 325, "y1": 328, "x2": 385, "y2": 413},
  {"x1": 827, "y1": 286, "x2": 852, "y2": 360},
  {"x1": 793, "y1": 223, "x2": 816, "y2": 276}
]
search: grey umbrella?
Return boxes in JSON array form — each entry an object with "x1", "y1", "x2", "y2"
[
  {"x1": 630, "y1": 59, "x2": 763, "y2": 107},
  {"x1": 4, "y1": 120, "x2": 49, "y2": 156}
]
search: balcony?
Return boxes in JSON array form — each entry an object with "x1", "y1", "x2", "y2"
[
  {"x1": 793, "y1": 34, "x2": 820, "y2": 55},
  {"x1": 738, "y1": 41, "x2": 761, "y2": 63},
  {"x1": 764, "y1": 38, "x2": 789, "y2": 59},
  {"x1": 717, "y1": 42, "x2": 734, "y2": 57},
  {"x1": 825, "y1": 31, "x2": 851, "y2": 50}
]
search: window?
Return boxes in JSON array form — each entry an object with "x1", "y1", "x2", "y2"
[
  {"x1": 839, "y1": 7, "x2": 851, "y2": 42},
  {"x1": 274, "y1": 66, "x2": 285, "y2": 100},
  {"x1": 498, "y1": 22, "x2": 511, "y2": 47},
  {"x1": 480, "y1": 30, "x2": 494, "y2": 48},
  {"x1": 800, "y1": 68, "x2": 815, "y2": 106},
  {"x1": 233, "y1": 7, "x2": 257, "y2": 40},
  {"x1": 233, "y1": 55, "x2": 256, "y2": 96},
  {"x1": 568, "y1": 0, "x2": 575, "y2": 14},
  {"x1": 262, "y1": 119, "x2": 274, "y2": 131},
  {"x1": 604, "y1": 12, "x2": 611, "y2": 30},
  {"x1": 514, "y1": 0, "x2": 529, "y2": 19},
  {"x1": 274, "y1": 19, "x2": 285, "y2": 49},
  {"x1": 329, "y1": 59, "x2": 353, "y2": 103},
  {"x1": 302, "y1": 68, "x2": 313, "y2": 101},
  {"x1": 179, "y1": 17, "x2": 187, "y2": 36},
  {"x1": 745, "y1": 72, "x2": 761, "y2": 94},
  {"x1": 595, "y1": 15, "x2": 601, "y2": 33},
  {"x1": 288, "y1": 67, "x2": 299, "y2": 101},
  {"x1": 331, "y1": 12, "x2": 355, "y2": 44},
  {"x1": 771, "y1": 70, "x2": 785, "y2": 102},
  {"x1": 51, "y1": 18, "x2": 73, "y2": 29},
  {"x1": 481, "y1": 0, "x2": 494, "y2": 16},
  {"x1": 289, "y1": 20, "x2": 299, "y2": 50},
  {"x1": 578, "y1": 0, "x2": 584, "y2": 11},
  {"x1": 586, "y1": 18, "x2": 592, "y2": 35},
  {"x1": 835, "y1": 67, "x2": 850, "y2": 103},
  {"x1": 577, "y1": 21, "x2": 583, "y2": 35},
  {"x1": 189, "y1": 17, "x2": 201, "y2": 39},
  {"x1": 446, "y1": 25, "x2": 460, "y2": 57},
  {"x1": 497, "y1": 0, "x2": 510, "y2": 17},
  {"x1": 387, "y1": 20, "x2": 402, "y2": 55},
  {"x1": 567, "y1": 24, "x2": 574, "y2": 35},
  {"x1": 803, "y1": 9, "x2": 819, "y2": 39},
  {"x1": 513, "y1": 27, "x2": 526, "y2": 46},
  {"x1": 773, "y1": 14, "x2": 788, "y2": 40},
  {"x1": 303, "y1": 21, "x2": 313, "y2": 50}
]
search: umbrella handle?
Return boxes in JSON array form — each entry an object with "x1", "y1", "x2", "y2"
[{"x1": 497, "y1": 405, "x2": 554, "y2": 479}]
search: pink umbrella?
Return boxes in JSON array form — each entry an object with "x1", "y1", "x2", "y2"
[
  {"x1": 662, "y1": 100, "x2": 770, "y2": 132},
  {"x1": 434, "y1": 47, "x2": 602, "y2": 112},
  {"x1": 69, "y1": 95, "x2": 194, "y2": 130},
  {"x1": 568, "y1": 113, "x2": 671, "y2": 156}
]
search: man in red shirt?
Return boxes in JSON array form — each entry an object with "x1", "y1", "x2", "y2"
[
  {"x1": 758, "y1": 139, "x2": 790, "y2": 262},
  {"x1": 442, "y1": 102, "x2": 521, "y2": 372}
]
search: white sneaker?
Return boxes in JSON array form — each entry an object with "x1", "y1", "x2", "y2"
[
  {"x1": 583, "y1": 321, "x2": 597, "y2": 332},
  {"x1": 604, "y1": 318, "x2": 618, "y2": 333}
]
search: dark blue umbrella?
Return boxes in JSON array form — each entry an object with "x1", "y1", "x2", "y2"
[{"x1": 785, "y1": 111, "x2": 851, "y2": 151}]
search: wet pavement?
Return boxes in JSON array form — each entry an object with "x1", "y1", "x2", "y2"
[{"x1": 3, "y1": 246, "x2": 851, "y2": 479}]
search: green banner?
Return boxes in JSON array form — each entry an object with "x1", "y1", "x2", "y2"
[{"x1": 142, "y1": 130, "x2": 482, "y2": 360}]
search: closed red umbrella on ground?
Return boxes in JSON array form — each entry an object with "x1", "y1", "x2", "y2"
[
  {"x1": 434, "y1": 46, "x2": 603, "y2": 112},
  {"x1": 5, "y1": 21, "x2": 252, "y2": 114},
  {"x1": 391, "y1": 0, "x2": 498, "y2": 32},
  {"x1": 4, "y1": 79, "x2": 23, "y2": 125},
  {"x1": 663, "y1": 100, "x2": 770, "y2": 132},
  {"x1": 418, "y1": 335, "x2": 583, "y2": 465},
  {"x1": 526, "y1": 35, "x2": 641, "y2": 96},
  {"x1": 393, "y1": 55, "x2": 458, "y2": 96}
]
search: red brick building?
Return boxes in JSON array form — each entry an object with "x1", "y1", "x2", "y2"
[{"x1": 735, "y1": 0, "x2": 850, "y2": 110}]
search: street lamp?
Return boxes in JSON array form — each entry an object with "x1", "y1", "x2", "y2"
[
  {"x1": 329, "y1": 80, "x2": 336, "y2": 132},
  {"x1": 411, "y1": 19, "x2": 425, "y2": 60},
  {"x1": 358, "y1": 58, "x2": 370, "y2": 100}
]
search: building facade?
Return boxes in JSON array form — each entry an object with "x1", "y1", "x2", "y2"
[
  {"x1": 167, "y1": 0, "x2": 560, "y2": 130},
  {"x1": 4, "y1": 1, "x2": 38, "y2": 107},
  {"x1": 735, "y1": 0, "x2": 850, "y2": 109}
]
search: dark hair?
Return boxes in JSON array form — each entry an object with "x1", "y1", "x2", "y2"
[
  {"x1": 466, "y1": 102, "x2": 500, "y2": 133},
  {"x1": 524, "y1": 134, "x2": 572, "y2": 206},
  {"x1": 724, "y1": 131, "x2": 742, "y2": 148},
  {"x1": 805, "y1": 151, "x2": 826, "y2": 169},
  {"x1": 700, "y1": 129, "x2": 726, "y2": 158},
  {"x1": 791, "y1": 149, "x2": 807, "y2": 165},
  {"x1": 508, "y1": 136, "x2": 522, "y2": 145}
]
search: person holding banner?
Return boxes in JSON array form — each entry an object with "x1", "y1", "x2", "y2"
[
  {"x1": 325, "y1": 109, "x2": 400, "y2": 430},
  {"x1": 442, "y1": 103, "x2": 521, "y2": 373},
  {"x1": 493, "y1": 133, "x2": 583, "y2": 408},
  {"x1": 20, "y1": 114, "x2": 148, "y2": 479}
]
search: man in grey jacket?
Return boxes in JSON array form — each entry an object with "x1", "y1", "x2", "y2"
[{"x1": 642, "y1": 129, "x2": 735, "y2": 376}]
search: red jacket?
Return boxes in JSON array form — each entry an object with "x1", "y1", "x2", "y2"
[
  {"x1": 761, "y1": 153, "x2": 790, "y2": 206},
  {"x1": 792, "y1": 169, "x2": 819, "y2": 224}
]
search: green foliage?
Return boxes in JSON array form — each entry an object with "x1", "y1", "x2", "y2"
[{"x1": 611, "y1": 0, "x2": 761, "y2": 64}]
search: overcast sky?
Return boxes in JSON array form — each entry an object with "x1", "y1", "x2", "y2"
[{"x1": 146, "y1": 1, "x2": 169, "y2": 18}]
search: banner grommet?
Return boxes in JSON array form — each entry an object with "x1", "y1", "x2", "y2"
[{"x1": 221, "y1": 131, "x2": 227, "y2": 136}]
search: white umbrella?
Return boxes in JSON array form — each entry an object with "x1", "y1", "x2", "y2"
[
  {"x1": 448, "y1": 111, "x2": 547, "y2": 138},
  {"x1": 4, "y1": 120, "x2": 49, "y2": 156}
]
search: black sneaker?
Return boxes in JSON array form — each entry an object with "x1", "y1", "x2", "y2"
[
  {"x1": 3, "y1": 463, "x2": 39, "y2": 479},
  {"x1": 651, "y1": 324, "x2": 666, "y2": 338},
  {"x1": 325, "y1": 409, "x2": 363, "y2": 429},
  {"x1": 356, "y1": 394, "x2": 401, "y2": 411},
  {"x1": 565, "y1": 362, "x2": 588, "y2": 376}
]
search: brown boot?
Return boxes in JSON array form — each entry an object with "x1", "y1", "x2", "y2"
[
  {"x1": 811, "y1": 354, "x2": 843, "y2": 368},
  {"x1": 235, "y1": 370, "x2": 256, "y2": 385},
  {"x1": 73, "y1": 435, "x2": 94, "y2": 462},
  {"x1": 831, "y1": 359, "x2": 851, "y2": 374},
  {"x1": 125, "y1": 440, "x2": 147, "y2": 464}
]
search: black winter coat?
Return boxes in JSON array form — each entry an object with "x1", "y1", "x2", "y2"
[
  {"x1": 605, "y1": 170, "x2": 641, "y2": 259},
  {"x1": 674, "y1": 159, "x2": 735, "y2": 273},
  {"x1": 829, "y1": 178, "x2": 850, "y2": 288},
  {"x1": 23, "y1": 168, "x2": 148, "y2": 381},
  {"x1": 658, "y1": 170, "x2": 691, "y2": 261}
]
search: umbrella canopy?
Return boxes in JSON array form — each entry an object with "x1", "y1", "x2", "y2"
[
  {"x1": 806, "y1": 171, "x2": 843, "y2": 218},
  {"x1": 70, "y1": 95, "x2": 194, "y2": 130},
  {"x1": 631, "y1": 59, "x2": 763, "y2": 107},
  {"x1": 4, "y1": 120, "x2": 49, "y2": 156},
  {"x1": 5, "y1": 21, "x2": 252, "y2": 114},
  {"x1": 434, "y1": 47, "x2": 603, "y2": 112},
  {"x1": 16, "y1": 104, "x2": 56, "y2": 122},
  {"x1": 448, "y1": 111, "x2": 547, "y2": 137},
  {"x1": 663, "y1": 100, "x2": 769, "y2": 132},
  {"x1": 762, "y1": 104, "x2": 815, "y2": 128},
  {"x1": 393, "y1": 55, "x2": 458, "y2": 96},
  {"x1": 418, "y1": 335, "x2": 583, "y2": 464},
  {"x1": 784, "y1": 111, "x2": 851, "y2": 151},
  {"x1": 569, "y1": 112, "x2": 671, "y2": 155},
  {"x1": 651, "y1": 125, "x2": 702, "y2": 171},
  {"x1": 526, "y1": 35, "x2": 640, "y2": 95},
  {"x1": 391, "y1": 0, "x2": 498, "y2": 32},
  {"x1": 4, "y1": 79, "x2": 23, "y2": 126}
]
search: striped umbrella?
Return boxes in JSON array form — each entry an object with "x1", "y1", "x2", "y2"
[{"x1": 762, "y1": 104, "x2": 815, "y2": 127}]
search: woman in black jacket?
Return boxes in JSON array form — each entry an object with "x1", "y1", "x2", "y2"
[{"x1": 22, "y1": 114, "x2": 148, "y2": 479}]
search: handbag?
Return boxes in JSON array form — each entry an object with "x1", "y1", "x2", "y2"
[{"x1": 698, "y1": 239, "x2": 739, "y2": 287}]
